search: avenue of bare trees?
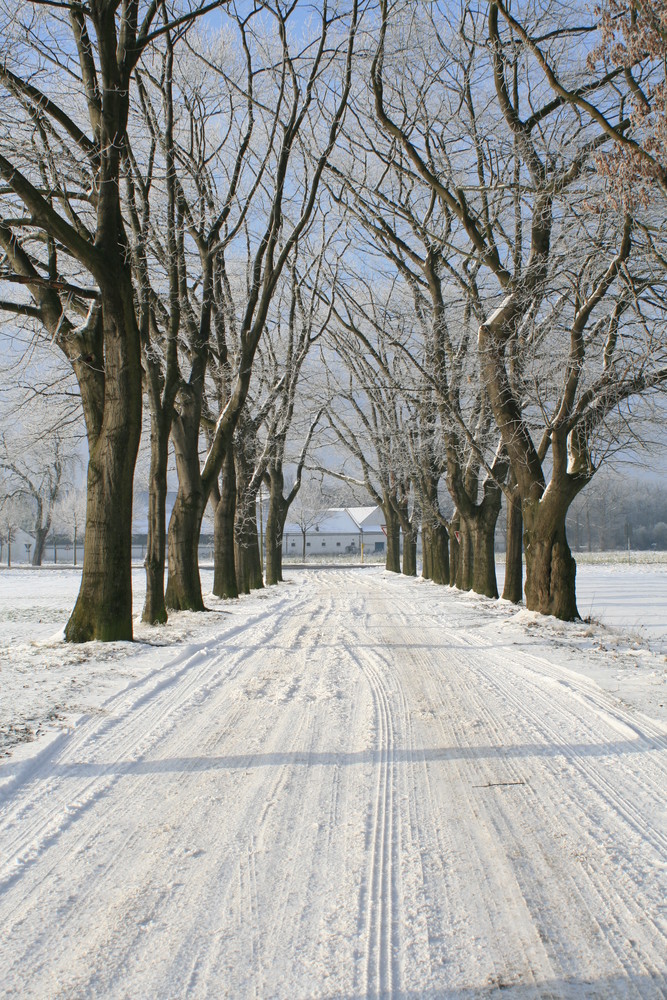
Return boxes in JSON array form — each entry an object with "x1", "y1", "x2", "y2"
[{"x1": 1, "y1": 0, "x2": 665, "y2": 640}]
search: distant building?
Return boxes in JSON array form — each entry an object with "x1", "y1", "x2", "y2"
[{"x1": 282, "y1": 506, "x2": 387, "y2": 557}]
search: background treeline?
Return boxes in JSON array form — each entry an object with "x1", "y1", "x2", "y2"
[{"x1": 567, "y1": 479, "x2": 667, "y2": 553}]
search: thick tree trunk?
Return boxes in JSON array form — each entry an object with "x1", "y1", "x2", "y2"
[
  {"x1": 384, "y1": 502, "x2": 400, "y2": 573},
  {"x1": 503, "y1": 479, "x2": 523, "y2": 604},
  {"x1": 265, "y1": 507, "x2": 286, "y2": 585},
  {"x1": 165, "y1": 411, "x2": 206, "y2": 612},
  {"x1": 422, "y1": 520, "x2": 449, "y2": 585},
  {"x1": 422, "y1": 522, "x2": 432, "y2": 580},
  {"x1": 234, "y1": 443, "x2": 263, "y2": 594},
  {"x1": 212, "y1": 447, "x2": 238, "y2": 599},
  {"x1": 471, "y1": 517, "x2": 498, "y2": 598},
  {"x1": 65, "y1": 434, "x2": 138, "y2": 641},
  {"x1": 456, "y1": 518, "x2": 473, "y2": 590},
  {"x1": 142, "y1": 412, "x2": 169, "y2": 624},
  {"x1": 235, "y1": 506, "x2": 263, "y2": 594},
  {"x1": 32, "y1": 525, "x2": 48, "y2": 566},
  {"x1": 165, "y1": 490, "x2": 206, "y2": 611},
  {"x1": 470, "y1": 479, "x2": 502, "y2": 599},
  {"x1": 265, "y1": 475, "x2": 288, "y2": 586},
  {"x1": 402, "y1": 527, "x2": 417, "y2": 576},
  {"x1": 65, "y1": 283, "x2": 142, "y2": 642},
  {"x1": 448, "y1": 515, "x2": 460, "y2": 586},
  {"x1": 523, "y1": 497, "x2": 579, "y2": 620}
]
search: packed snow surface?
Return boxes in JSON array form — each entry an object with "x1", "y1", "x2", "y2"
[{"x1": 0, "y1": 567, "x2": 666, "y2": 999}]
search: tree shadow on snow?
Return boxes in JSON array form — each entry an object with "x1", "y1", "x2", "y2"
[
  {"x1": 322, "y1": 970, "x2": 666, "y2": 999},
  {"x1": 6, "y1": 733, "x2": 665, "y2": 780}
]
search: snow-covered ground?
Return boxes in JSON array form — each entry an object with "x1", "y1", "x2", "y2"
[
  {"x1": 497, "y1": 558, "x2": 667, "y2": 644},
  {"x1": 0, "y1": 565, "x2": 665, "y2": 998}
]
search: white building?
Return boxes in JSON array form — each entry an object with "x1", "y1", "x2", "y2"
[{"x1": 282, "y1": 506, "x2": 387, "y2": 558}]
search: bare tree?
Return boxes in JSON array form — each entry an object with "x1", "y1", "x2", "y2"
[
  {"x1": 54, "y1": 485, "x2": 88, "y2": 566},
  {"x1": 324, "y1": 288, "x2": 422, "y2": 575},
  {"x1": 0, "y1": 424, "x2": 74, "y2": 565},
  {"x1": 0, "y1": 487, "x2": 26, "y2": 567},
  {"x1": 368, "y1": 0, "x2": 667, "y2": 618},
  {"x1": 153, "y1": 2, "x2": 362, "y2": 612},
  {"x1": 0, "y1": 0, "x2": 228, "y2": 640},
  {"x1": 256, "y1": 232, "x2": 334, "y2": 585},
  {"x1": 288, "y1": 477, "x2": 331, "y2": 562},
  {"x1": 328, "y1": 51, "x2": 521, "y2": 596},
  {"x1": 493, "y1": 0, "x2": 667, "y2": 207}
]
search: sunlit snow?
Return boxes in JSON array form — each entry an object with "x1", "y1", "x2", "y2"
[{"x1": 0, "y1": 564, "x2": 665, "y2": 998}]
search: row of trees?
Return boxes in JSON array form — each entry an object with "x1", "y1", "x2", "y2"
[{"x1": 0, "y1": 0, "x2": 665, "y2": 640}]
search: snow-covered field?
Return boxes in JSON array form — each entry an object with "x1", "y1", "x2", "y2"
[
  {"x1": 496, "y1": 558, "x2": 667, "y2": 643},
  {"x1": 0, "y1": 565, "x2": 665, "y2": 998}
]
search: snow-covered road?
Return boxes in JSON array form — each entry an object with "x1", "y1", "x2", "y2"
[{"x1": 1, "y1": 569, "x2": 665, "y2": 999}]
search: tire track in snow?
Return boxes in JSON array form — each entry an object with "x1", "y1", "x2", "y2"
[
  {"x1": 334, "y1": 573, "x2": 562, "y2": 990},
  {"x1": 0, "y1": 581, "x2": 325, "y2": 995},
  {"x1": 282, "y1": 572, "x2": 665, "y2": 997},
  {"x1": 2, "y1": 568, "x2": 665, "y2": 999},
  {"x1": 385, "y1": 634, "x2": 554, "y2": 992},
  {"x1": 352, "y1": 644, "x2": 400, "y2": 998},
  {"x1": 356, "y1": 571, "x2": 666, "y2": 993},
  {"x1": 400, "y1": 611, "x2": 666, "y2": 992},
  {"x1": 311, "y1": 570, "x2": 405, "y2": 996},
  {"x1": 468, "y1": 650, "x2": 667, "y2": 987},
  {"x1": 153, "y1": 583, "x2": 342, "y2": 998},
  {"x1": 471, "y1": 645, "x2": 667, "y2": 858},
  {"x1": 0, "y1": 635, "x2": 265, "y2": 900},
  {"x1": 0, "y1": 585, "x2": 305, "y2": 858}
]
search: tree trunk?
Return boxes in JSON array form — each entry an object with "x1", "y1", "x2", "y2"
[
  {"x1": 448, "y1": 515, "x2": 460, "y2": 586},
  {"x1": 402, "y1": 526, "x2": 417, "y2": 576},
  {"x1": 142, "y1": 412, "x2": 169, "y2": 624},
  {"x1": 165, "y1": 412, "x2": 206, "y2": 612},
  {"x1": 425, "y1": 520, "x2": 449, "y2": 585},
  {"x1": 65, "y1": 283, "x2": 142, "y2": 642},
  {"x1": 422, "y1": 522, "x2": 433, "y2": 580},
  {"x1": 469, "y1": 479, "x2": 503, "y2": 599},
  {"x1": 456, "y1": 518, "x2": 473, "y2": 590},
  {"x1": 212, "y1": 446, "x2": 238, "y2": 599},
  {"x1": 523, "y1": 497, "x2": 579, "y2": 620},
  {"x1": 265, "y1": 505, "x2": 286, "y2": 585},
  {"x1": 165, "y1": 489, "x2": 206, "y2": 611},
  {"x1": 471, "y1": 516, "x2": 498, "y2": 598},
  {"x1": 384, "y1": 501, "x2": 400, "y2": 573},
  {"x1": 233, "y1": 443, "x2": 263, "y2": 594},
  {"x1": 265, "y1": 473, "x2": 288, "y2": 586},
  {"x1": 503, "y1": 478, "x2": 523, "y2": 604},
  {"x1": 247, "y1": 517, "x2": 263, "y2": 589},
  {"x1": 235, "y1": 505, "x2": 263, "y2": 594},
  {"x1": 32, "y1": 525, "x2": 48, "y2": 567}
]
